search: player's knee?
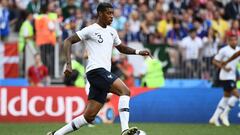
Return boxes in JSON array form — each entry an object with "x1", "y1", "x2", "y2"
[{"x1": 121, "y1": 88, "x2": 130, "y2": 96}]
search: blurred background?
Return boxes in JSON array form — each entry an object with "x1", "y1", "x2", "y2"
[
  {"x1": 2, "y1": 0, "x2": 240, "y2": 86},
  {"x1": 0, "y1": 0, "x2": 240, "y2": 135},
  {"x1": 1, "y1": 0, "x2": 240, "y2": 85}
]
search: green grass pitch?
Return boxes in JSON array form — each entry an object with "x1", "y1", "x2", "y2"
[{"x1": 0, "y1": 123, "x2": 239, "y2": 135}]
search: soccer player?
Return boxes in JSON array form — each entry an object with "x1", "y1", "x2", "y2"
[
  {"x1": 222, "y1": 47, "x2": 240, "y2": 65},
  {"x1": 47, "y1": 2, "x2": 151, "y2": 135},
  {"x1": 209, "y1": 33, "x2": 240, "y2": 126}
]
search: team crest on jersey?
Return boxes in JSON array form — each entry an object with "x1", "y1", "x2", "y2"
[{"x1": 107, "y1": 74, "x2": 113, "y2": 79}]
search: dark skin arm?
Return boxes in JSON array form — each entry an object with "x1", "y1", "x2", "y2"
[
  {"x1": 222, "y1": 51, "x2": 240, "y2": 66},
  {"x1": 64, "y1": 38, "x2": 152, "y2": 76},
  {"x1": 63, "y1": 33, "x2": 81, "y2": 76},
  {"x1": 213, "y1": 59, "x2": 231, "y2": 72},
  {"x1": 115, "y1": 44, "x2": 152, "y2": 57}
]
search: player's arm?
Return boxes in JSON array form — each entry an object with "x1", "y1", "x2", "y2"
[
  {"x1": 212, "y1": 59, "x2": 223, "y2": 69},
  {"x1": 222, "y1": 50, "x2": 240, "y2": 66},
  {"x1": 63, "y1": 34, "x2": 81, "y2": 76},
  {"x1": 115, "y1": 44, "x2": 151, "y2": 57},
  {"x1": 213, "y1": 49, "x2": 231, "y2": 72},
  {"x1": 213, "y1": 58, "x2": 231, "y2": 72}
]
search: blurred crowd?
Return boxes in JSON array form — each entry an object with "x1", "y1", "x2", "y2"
[{"x1": 1, "y1": 0, "x2": 240, "y2": 87}]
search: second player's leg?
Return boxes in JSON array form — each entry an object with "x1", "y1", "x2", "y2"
[
  {"x1": 209, "y1": 90, "x2": 230, "y2": 126},
  {"x1": 224, "y1": 88, "x2": 239, "y2": 112},
  {"x1": 220, "y1": 88, "x2": 239, "y2": 126}
]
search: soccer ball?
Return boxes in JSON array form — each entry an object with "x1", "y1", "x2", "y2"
[{"x1": 134, "y1": 130, "x2": 147, "y2": 135}]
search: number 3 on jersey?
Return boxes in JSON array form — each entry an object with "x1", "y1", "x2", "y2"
[{"x1": 97, "y1": 35, "x2": 103, "y2": 43}]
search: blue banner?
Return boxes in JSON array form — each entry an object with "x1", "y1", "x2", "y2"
[{"x1": 116, "y1": 88, "x2": 240, "y2": 123}]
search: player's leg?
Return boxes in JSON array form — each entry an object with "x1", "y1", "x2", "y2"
[
  {"x1": 48, "y1": 100, "x2": 103, "y2": 135},
  {"x1": 225, "y1": 88, "x2": 239, "y2": 113},
  {"x1": 84, "y1": 80, "x2": 96, "y2": 127},
  {"x1": 109, "y1": 78, "x2": 138, "y2": 135},
  {"x1": 209, "y1": 90, "x2": 230, "y2": 126},
  {"x1": 49, "y1": 71, "x2": 105, "y2": 135},
  {"x1": 220, "y1": 88, "x2": 239, "y2": 126},
  {"x1": 210, "y1": 81, "x2": 230, "y2": 126}
]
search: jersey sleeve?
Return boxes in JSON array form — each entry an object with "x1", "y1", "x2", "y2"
[
  {"x1": 214, "y1": 49, "x2": 224, "y2": 61},
  {"x1": 113, "y1": 29, "x2": 122, "y2": 46},
  {"x1": 76, "y1": 27, "x2": 90, "y2": 40}
]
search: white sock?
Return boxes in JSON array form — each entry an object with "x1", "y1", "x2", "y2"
[
  {"x1": 211, "y1": 97, "x2": 229, "y2": 120},
  {"x1": 222, "y1": 96, "x2": 239, "y2": 116},
  {"x1": 119, "y1": 95, "x2": 130, "y2": 132},
  {"x1": 54, "y1": 115, "x2": 88, "y2": 135}
]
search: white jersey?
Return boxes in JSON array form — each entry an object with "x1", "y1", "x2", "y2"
[
  {"x1": 76, "y1": 23, "x2": 121, "y2": 73},
  {"x1": 180, "y1": 36, "x2": 203, "y2": 60},
  {"x1": 214, "y1": 45, "x2": 240, "y2": 81}
]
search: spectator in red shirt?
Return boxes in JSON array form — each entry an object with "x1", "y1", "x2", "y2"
[
  {"x1": 28, "y1": 53, "x2": 50, "y2": 86},
  {"x1": 117, "y1": 54, "x2": 135, "y2": 87}
]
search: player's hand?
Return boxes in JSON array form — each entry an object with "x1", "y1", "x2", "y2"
[
  {"x1": 64, "y1": 63, "x2": 72, "y2": 77},
  {"x1": 223, "y1": 66, "x2": 231, "y2": 72},
  {"x1": 139, "y1": 50, "x2": 153, "y2": 58}
]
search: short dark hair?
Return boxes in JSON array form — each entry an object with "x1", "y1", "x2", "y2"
[
  {"x1": 97, "y1": 2, "x2": 113, "y2": 13},
  {"x1": 189, "y1": 27, "x2": 196, "y2": 33},
  {"x1": 22, "y1": 11, "x2": 32, "y2": 20},
  {"x1": 173, "y1": 17, "x2": 181, "y2": 24}
]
